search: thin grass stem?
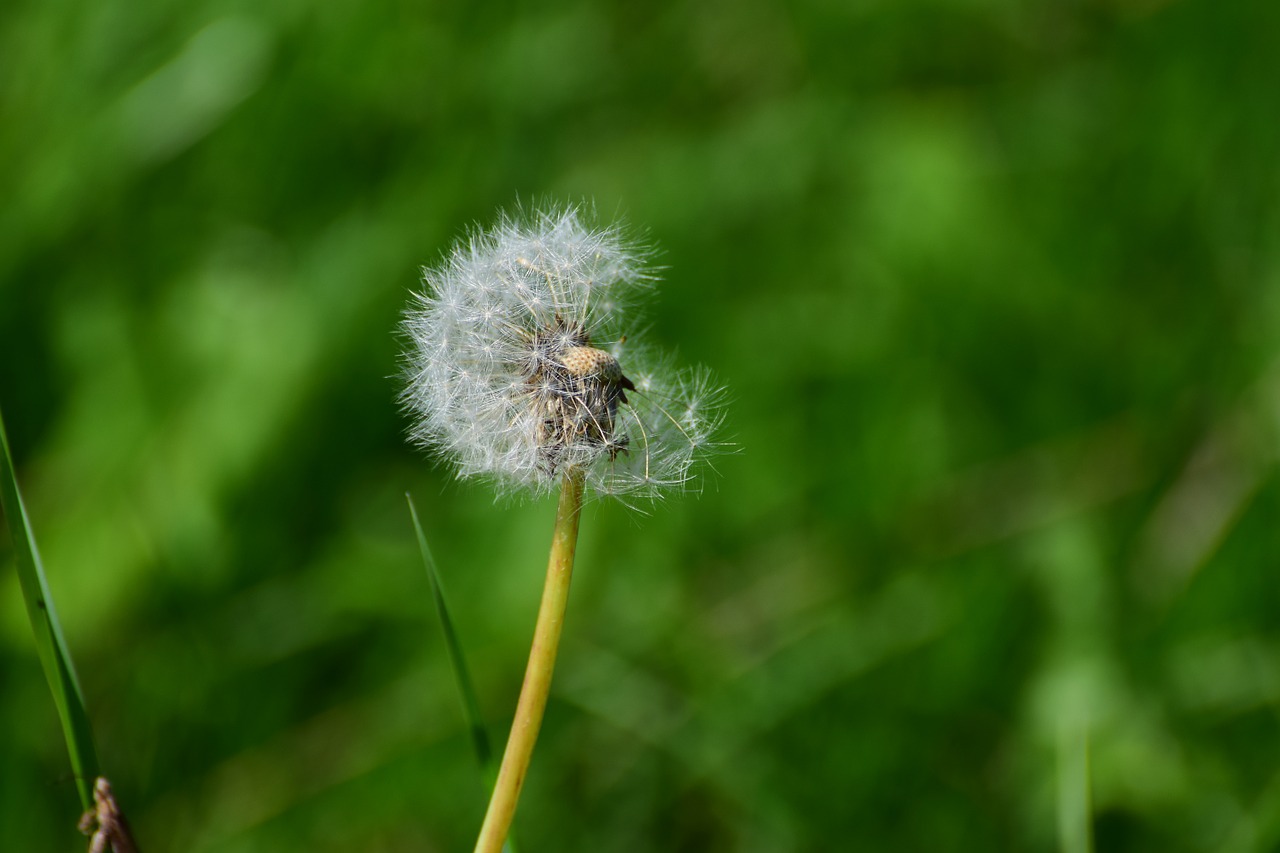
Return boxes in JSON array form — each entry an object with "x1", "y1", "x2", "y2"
[
  {"x1": 0, "y1": 406, "x2": 100, "y2": 811},
  {"x1": 1057, "y1": 718, "x2": 1093, "y2": 853},
  {"x1": 406, "y1": 494, "x2": 495, "y2": 774}
]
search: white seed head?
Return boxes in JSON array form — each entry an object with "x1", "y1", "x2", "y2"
[{"x1": 400, "y1": 203, "x2": 725, "y2": 500}]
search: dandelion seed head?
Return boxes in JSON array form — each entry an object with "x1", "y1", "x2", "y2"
[{"x1": 400, "y1": 203, "x2": 724, "y2": 499}]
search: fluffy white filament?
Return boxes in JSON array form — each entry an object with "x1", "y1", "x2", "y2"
[{"x1": 401, "y1": 204, "x2": 724, "y2": 500}]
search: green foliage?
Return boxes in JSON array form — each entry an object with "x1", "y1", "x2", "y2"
[
  {"x1": 3, "y1": 0, "x2": 1280, "y2": 850},
  {"x1": 0, "y1": 408, "x2": 99, "y2": 810}
]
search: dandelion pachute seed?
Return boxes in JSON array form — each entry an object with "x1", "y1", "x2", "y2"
[{"x1": 400, "y1": 204, "x2": 724, "y2": 499}]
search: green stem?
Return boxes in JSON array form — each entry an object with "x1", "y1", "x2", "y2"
[{"x1": 473, "y1": 470, "x2": 586, "y2": 853}]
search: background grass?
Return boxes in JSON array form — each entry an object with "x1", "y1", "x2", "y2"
[{"x1": 3, "y1": 0, "x2": 1280, "y2": 850}]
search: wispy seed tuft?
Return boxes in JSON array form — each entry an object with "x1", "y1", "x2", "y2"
[{"x1": 400, "y1": 203, "x2": 726, "y2": 500}]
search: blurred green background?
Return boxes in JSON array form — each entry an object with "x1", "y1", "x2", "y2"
[{"x1": 3, "y1": 0, "x2": 1280, "y2": 850}]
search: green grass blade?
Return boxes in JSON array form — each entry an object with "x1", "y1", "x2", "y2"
[
  {"x1": 406, "y1": 493, "x2": 493, "y2": 769},
  {"x1": 0, "y1": 406, "x2": 100, "y2": 810},
  {"x1": 406, "y1": 493, "x2": 517, "y2": 853},
  {"x1": 1057, "y1": 719, "x2": 1093, "y2": 853}
]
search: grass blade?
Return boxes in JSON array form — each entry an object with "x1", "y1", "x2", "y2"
[
  {"x1": 1057, "y1": 718, "x2": 1093, "y2": 853},
  {"x1": 0, "y1": 406, "x2": 100, "y2": 810},
  {"x1": 405, "y1": 493, "x2": 517, "y2": 853},
  {"x1": 406, "y1": 493, "x2": 492, "y2": 770}
]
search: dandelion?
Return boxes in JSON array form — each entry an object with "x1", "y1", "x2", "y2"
[
  {"x1": 399, "y1": 203, "x2": 725, "y2": 853},
  {"x1": 400, "y1": 203, "x2": 723, "y2": 503}
]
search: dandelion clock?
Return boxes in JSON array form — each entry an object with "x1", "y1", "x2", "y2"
[{"x1": 400, "y1": 203, "x2": 725, "y2": 852}]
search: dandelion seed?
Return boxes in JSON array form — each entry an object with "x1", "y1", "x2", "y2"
[{"x1": 400, "y1": 203, "x2": 724, "y2": 500}]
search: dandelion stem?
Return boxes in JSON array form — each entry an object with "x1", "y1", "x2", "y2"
[{"x1": 473, "y1": 468, "x2": 586, "y2": 853}]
